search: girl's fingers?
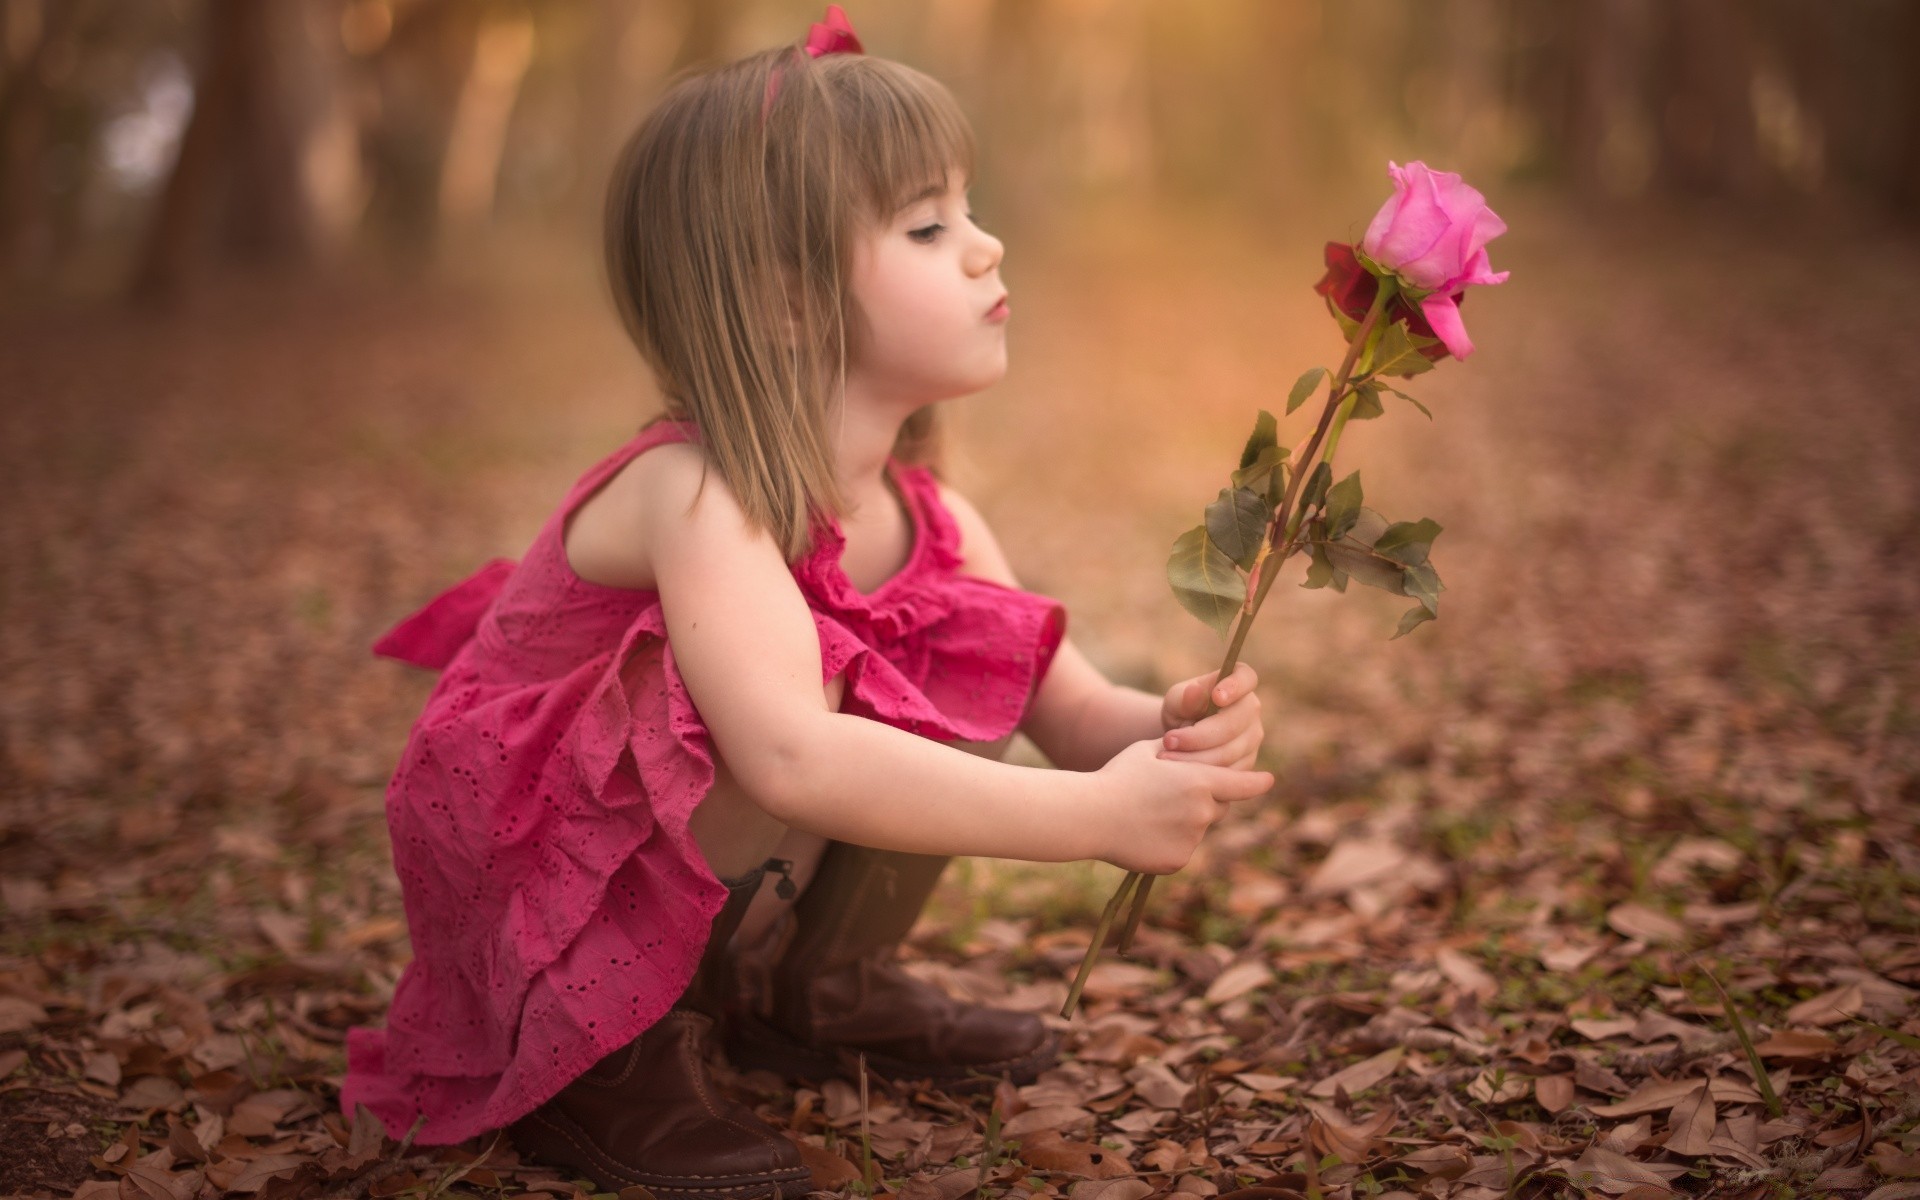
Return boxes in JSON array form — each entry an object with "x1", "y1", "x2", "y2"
[
  {"x1": 1162, "y1": 725, "x2": 1262, "y2": 767},
  {"x1": 1164, "y1": 698, "x2": 1260, "y2": 751},
  {"x1": 1210, "y1": 662, "x2": 1257, "y2": 705}
]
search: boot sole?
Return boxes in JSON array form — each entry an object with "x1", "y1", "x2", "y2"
[
  {"x1": 725, "y1": 1011, "x2": 1062, "y2": 1093},
  {"x1": 508, "y1": 1106, "x2": 814, "y2": 1200}
]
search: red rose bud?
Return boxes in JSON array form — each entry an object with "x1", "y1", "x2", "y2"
[{"x1": 1313, "y1": 242, "x2": 1458, "y2": 363}]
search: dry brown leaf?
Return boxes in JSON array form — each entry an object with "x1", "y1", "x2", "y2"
[
  {"x1": 1665, "y1": 1082, "x2": 1716, "y2": 1156},
  {"x1": 1306, "y1": 1047, "x2": 1403, "y2": 1099},
  {"x1": 1068, "y1": 1181, "x2": 1154, "y2": 1200},
  {"x1": 82, "y1": 1050, "x2": 123, "y2": 1088},
  {"x1": 1786, "y1": 982, "x2": 1865, "y2": 1026},
  {"x1": 1305, "y1": 839, "x2": 1407, "y2": 896},
  {"x1": 1752, "y1": 1029, "x2": 1839, "y2": 1060},
  {"x1": 1605, "y1": 902, "x2": 1686, "y2": 944},
  {"x1": 1587, "y1": 1077, "x2": 1761, "y2": 1117},
  {"x1": 1305, "y1": 1102, "x2": 1393, "y2": 1162},
  {"x1": 0, "y1": 995, "x2": 48, "y2": 1033},
  {"x1": 1124, "y1": 1061, "x2": 1192, "y2": 1110},
  {"x1": 1568, "y1": 1144, "x2": 1687, "y2": 1191},
  {"x1": 1570, "y1": 1017, "x2": 1637, "y2": 1041},
  {"x1": 1203, "y1": 960, "x2": 1274, "y2": 1005},
  {"x1": 793, "y1": 1140, "x2": 863, "y2": 1190},
  {"x1": 1001, "y1": 1105, "x2": 1094, "y2": 1138},
  {"x1": 897, "y1": 1170, "x2": 978, "y2": 1200},
  {"x1": 1434, "y1": 948, "x2": 1496, "y2": 1000},
  {"x1": 120, "y1": 1164, "x2": 200, "y2": 1200},
  {"x1": 204, "y1": 1154, "x2": 307, "y2": 1193},
  {"x1": 1535, "y1": 1074, "x2": 1574, "y2": 1114},
  {"x1": 1016, "y1": 1130, "x2": 1132, "y2": 1179}
]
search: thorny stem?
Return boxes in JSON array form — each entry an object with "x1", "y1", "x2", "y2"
[{"x1": 1063, "y1": 280, "x2": 1398, "y2": 1019}]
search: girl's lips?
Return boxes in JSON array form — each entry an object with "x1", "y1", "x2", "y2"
[{"x1": 986, "y1": 295, "x2": 1010, "y2": 321}]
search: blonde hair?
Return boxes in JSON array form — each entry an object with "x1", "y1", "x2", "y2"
[{"x1": 605, "y1": 42, "x2": 978, "y2": 563}]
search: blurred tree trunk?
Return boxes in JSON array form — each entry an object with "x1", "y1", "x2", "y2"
[
  {"x1": 0, "y1": 0, "x2": 73, "y2": 281},
  {"x1": 1561, "y1": 0, "x2": 1651, "y2": 196},
  {"x1": 436, "y1": 6, "x2": 533, "y2": 237},
  {"x1": 359, "y1": 0, "x2": 480, "y2": 264},
  {"x1": 131, "y1": 0, "x2": 327, "y2": 301},
  {"x1": 1899, "y1": 4, "x2": 1920, "y2": 215},
  {"x1": 1648, "y1": 0, "x2": 1761, "y2": 197}
]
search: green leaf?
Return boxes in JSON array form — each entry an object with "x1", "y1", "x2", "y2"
[
  {"x1": 1167, "y1": 525, "x2": 1244, "y2": 638},
  {"x1": 1347, "y1": 381, "x2": 1385, "y2": 421},
  {"x1": 1323, "y1": 470, "x2": 1363, "y2": 540},
  {"x1": 1390, "y1": 605, "x2": 1435, "y2": 639},
  {"x1": 1402, "y1": 560, "x2": 1444, "y2": 614},
  {"x1": 1300, "y1": 461, "x2": 1332, "y2": 511},
  {"x1": 1239, "y1": 409, "x2": 1278, "y2": 470},
  {"x1": 1368, "y1": 322, "x2": 1436, "y2": 379},
  {"x1": 1302, "y1": 542, "x2": 1336, "y2": 590},
  {"x1": 1322, "y1": 507, "x2": 1405, "y2": 593},
  {"x1": 1205, "y1": 487, "x2": 1271, "y2": 571},
  {"x1": 1230, "y1": 444, "x2": 1288, "y2": 497},
  {"x1": 1287, "y1": 367, "x2": 1328, "y2": 415},
  {"x1": 1374, "y1": 517, "x2": 1443, "y2": 566},
  {"x1": 1384, "y1": 386, "x2": 1433, "y2": 420}
]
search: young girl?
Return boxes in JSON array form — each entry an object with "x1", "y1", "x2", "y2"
[{"x1": 340, "y1": 8, "x2": 1272, "y2": 1196}]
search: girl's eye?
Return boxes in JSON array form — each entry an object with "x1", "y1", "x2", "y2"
[{"x1": 909, "y1": 223, "x2": 945, "y2": 243}]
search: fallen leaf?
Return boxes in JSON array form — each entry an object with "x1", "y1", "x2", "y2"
[
  {"x1": 1305, "y1": 839, "x2": 1406, "y2": 896},
  {"x1": 1665, "y1": 1082, "x2": 1716, "y2": 1156},
  {"x1": 0, "y1": 996, "x2": 48, "y2": 1033},
  {"x1": 1786, "y1": 982, "x2": 1865, "y2": 1026},
  {"x1": 897, "y1": 1170, "x2": 978, "y2": 1200},
  {"x1": 1752, "y1": 1029, "x2": 1839, "y2": 1060},
  {"x1": 1568, "y1": 1144, "x2": 1687, "y2": 1191},
  {"x1": 1535, "y1": 1074, "x2": 1574, "y2": 1113},
  {"x1": 1016, "y1": 1130, "x2": 1132, "y2": 1179},
  {"x1": 1124, "y1": 1061, "x2": 1192, "y2": 1110},
  {"x1": 1068, "y1": 1181, "x2": 1154, "y2": 1200},
  {"x1": 793, "y1": 1140, "x2": 862, "y2": 1190},
  {"x1": 1203, "y1": 960, "x2": 1274, "y2": 1005},
  {"x1": 1587, "y1": 1077, "x2": 1761, "y2": 1117},
  {"x1": 1306, "y1": 1047, "x2": 1403, "y2": 1099},
  {"x1": 1606, "y1": 902, "x2": 1686, "y2": 944},
  {"x1": 1435, "y1": 948, "x2": 1496, "y2": 1000},
  {"x1": 1001, "y1": 1105, "x2": 1094, "y2": 1138}
]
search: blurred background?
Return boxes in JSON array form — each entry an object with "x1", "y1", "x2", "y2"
[{"x1": 2, "y1": 0, "x2": 1918, "y2": 1189}]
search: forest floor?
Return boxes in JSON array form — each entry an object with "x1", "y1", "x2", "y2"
[{"x1": 2, "y1": 197, "x2": 1917, "y2": 1200}]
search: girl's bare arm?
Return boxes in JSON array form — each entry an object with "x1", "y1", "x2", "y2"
[{"x1": 640, "y1": 445, "x2": 1111, "y2": 862}]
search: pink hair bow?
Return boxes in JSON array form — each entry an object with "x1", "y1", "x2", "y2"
[
  {"x1": 763, "y1": 4, "x2": 864, "y2": 121},
  {"x1": 805, "y1": 4, "x2": 864, "y2": 57}
]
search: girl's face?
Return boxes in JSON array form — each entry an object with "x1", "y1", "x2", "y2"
[{"x1": 846, "y1": 167, "x2": 1008, "y2": 405}]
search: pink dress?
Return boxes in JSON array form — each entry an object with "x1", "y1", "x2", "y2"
[{"x1": 340, "y1": 415, "x2": 1067, "y2": 1146}]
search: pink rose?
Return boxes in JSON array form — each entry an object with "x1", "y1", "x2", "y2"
[{"x1": 1359, "y1": 161, "x2": 1508, "y2": 359}]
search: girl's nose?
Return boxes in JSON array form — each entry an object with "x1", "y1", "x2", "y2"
[{"x1": 967, "y1": 225, "x2": 1004, "y2": 276}]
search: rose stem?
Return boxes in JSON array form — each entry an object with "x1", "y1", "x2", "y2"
[
  {"x1": 1072, "y1": 279, "x2": 1399, "y2": 1007},
  {"x1": 1059, "y1": 868, "x2": 1142, "y2": 1018}
]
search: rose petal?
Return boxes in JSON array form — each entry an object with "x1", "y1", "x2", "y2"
[
  {"x1": 1361, "y1": 162, "x2": 1452, "y2": 275},
  {"x1": 1418, "y1": 293, "x2": 1475, "y2": 359}
]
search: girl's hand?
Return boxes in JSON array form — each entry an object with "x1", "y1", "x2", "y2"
[
  {"x1": 1158, "y1": 662, "x2": 1264, "y2": 771},
  {"x1": 1092, "y1": 739, "x2": 1274, "y2": 875}
]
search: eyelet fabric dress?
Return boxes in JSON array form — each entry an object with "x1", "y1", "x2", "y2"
[{"x1": 340, "y1": 415, "x2": 1068, "y2": 1146}]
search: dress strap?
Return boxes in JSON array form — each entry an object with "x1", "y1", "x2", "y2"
[{"x1": 551, "y1": 415, "x2": 700, "y2": 533}]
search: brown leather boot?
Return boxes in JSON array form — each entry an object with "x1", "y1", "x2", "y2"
[
  {"x1": 724, "y1": 844, "x2": 1060, "y2": 1092},
  {"x1": 507, "y1": 864, "x2": 812, "y2": 1199}
]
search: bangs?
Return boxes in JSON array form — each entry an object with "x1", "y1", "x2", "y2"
[{"x1": 817, "y1": 56, "x2": 977, "y2": 220}]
